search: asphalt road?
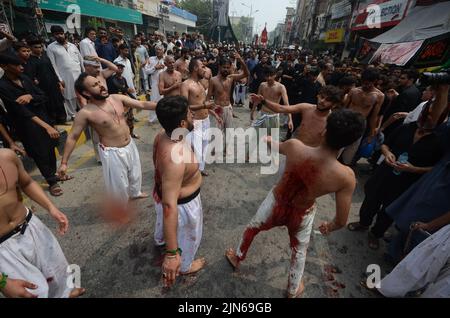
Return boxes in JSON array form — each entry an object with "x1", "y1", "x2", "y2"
[{"x1": 25, "y1": 107, "x2": 391, "y2": 298}]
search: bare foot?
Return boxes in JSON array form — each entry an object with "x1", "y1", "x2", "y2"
[
  {"x1": 69, "y1": 288, "x2": 86, "y2": 298},
  {"x1": 180, "y1": 258, "x2": 206, "y2": 275},
  {"x1": 225, "y1": 248, "x2": 240, "y2": 270},
  {"x1": 131, "y1": 192, "x2": 150, "y2": 200},
  {"x1": 288, "y1": 280, "x2": 305, "y2": 298}
]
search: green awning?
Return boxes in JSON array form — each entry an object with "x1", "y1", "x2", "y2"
[{"x1": 15, "y1": 0, "x2": 143, "y2": 24}]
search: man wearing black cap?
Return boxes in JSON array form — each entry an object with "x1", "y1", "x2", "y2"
[
  {"x1": 0, "y1": 54, "x2": 64, "y2": 196},
  {"x1": 46, "y1": 25, "x2": 84, "y2": 121}
]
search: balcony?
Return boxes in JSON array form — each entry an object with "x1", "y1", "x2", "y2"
[{"x1": 100, "y1": 0, "x2": 137, "y2": 10}]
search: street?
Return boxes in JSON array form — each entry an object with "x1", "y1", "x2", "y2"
[{"x1": 26, "y1": 107, "x2": 390, "y2": 298}]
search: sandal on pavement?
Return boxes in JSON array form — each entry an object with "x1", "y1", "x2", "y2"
[
  {"x1": 49, "y1": 184, "x2": 63, "y2": 197},
  {"x1": 347, "y1": 222, "x2": 369, "y2": 232}
]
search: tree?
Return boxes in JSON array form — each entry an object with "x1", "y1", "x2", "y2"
[{"x1": 177, "y1": 0, "x2": 213, "y2": 37}]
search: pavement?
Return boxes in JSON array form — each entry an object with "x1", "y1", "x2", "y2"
[{"x1": 24, "y1": 106, "x2": 393, "y2": 298}]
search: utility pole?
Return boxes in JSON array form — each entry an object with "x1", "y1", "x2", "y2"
[{"x1": 28, "y1": 0, "x2": 48, "y2": 40}]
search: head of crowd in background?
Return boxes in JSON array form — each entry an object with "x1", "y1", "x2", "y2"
[
  {"x1": 13, "y1": 42, "x2": 31, "y2": 62},
  {"x1": 84, "y1": 27, "x2": 96, "y2": 42},
  {"x1": 0, "y1": 54, "x2": 24, "y2": 78},
  {"x1": 51, "y1": 25, "x2": 66, "y2": 44},
  {"x1": 399, "y1": 69, "x2": 419, "y2": 88},
  {"x1": 118, "y1": 44, "x2": 129, "y2": 57},
  {"x1": 83, "y1": 56, "x2": 102, "y2": 77},
  {"x1": 164, "y1": 55, "x2": 175, "y2": 73}
]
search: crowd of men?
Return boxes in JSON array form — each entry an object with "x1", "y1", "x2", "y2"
[{"x1": 0, "y1": 25, "x2": 449, "y2": 298}]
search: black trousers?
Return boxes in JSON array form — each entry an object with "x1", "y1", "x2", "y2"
[
  {"x1": 359, "y1": 193, "x2": 394, "y2": 238},
  {"x1": 19, "y1": 125, "x2": 58, "y2": 187},
  {"x1": 285, "y1": 113, "x2": 301, "y2": 140}
]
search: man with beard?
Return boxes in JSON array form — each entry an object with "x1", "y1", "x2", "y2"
[
  {"x1": 153, "y1": 96, "x2": 206, "y2": 288},
  {"x1": 159, "y1": 56, "x2": 182, "y2": 97},
  {"x1": 207, "y1": 54, "x2": 249, "y2": 155},
  {"x1": 175, "y1": 48, "x2": 190, "y2": 81},
  {"x1": 341, "y1": 68, "x2": 385, "y2": 165},
  {"x1": 57, "y1": 73, "x2": 157, "y2": 205},
  {"x1": 181, "y1": 58, "x2": 219, "y2": 177},
  {"x1": 80, "y1": 55, "x2": 119, "y2": 162},
  {"x1": 46, "y1": 25, "x2": 84, "y2": 121},
  {"x1": 250, "y1": 85, "x2": 343, "y2": 147}
]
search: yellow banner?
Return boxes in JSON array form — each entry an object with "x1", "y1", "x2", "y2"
[{"x1": 324, "y1": 29, "x2": 345, "y2": 43}]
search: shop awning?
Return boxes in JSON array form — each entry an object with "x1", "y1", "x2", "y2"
[
  {"x1": 360, "y1": 2, "x2": 450, "y2": 67},
  {"x1": 15, "y1": 0, "x2": 143, "y2": 25},
  {"x1": 370, "y1": 1, "x2": 450, "y2": 43}
]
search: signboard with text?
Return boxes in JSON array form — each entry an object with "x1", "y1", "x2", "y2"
[
  {"x1": 413, "y1": 34, "x2": 450, "y2": 68},
  {"x1": 351, "y1": 0, "x2": 411, "y2": 31},
  {"x1": 324, "y1": 29, "x2": 345, "y2": 43},
  {"x1": 370, "y1": 40, "x2": 424, "y2": 66}
]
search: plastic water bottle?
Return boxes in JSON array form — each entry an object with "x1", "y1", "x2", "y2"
[{"x1": 393, "y1": 152, "x2": 409, "y2": 175}]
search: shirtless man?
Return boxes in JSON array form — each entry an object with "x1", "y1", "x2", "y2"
[
  {"x1": 158, "y1": 56, "x2": 182, "y2": 97},
  {"x1": 81, "y1": 56, "x2": 119, "y2": 163},
  {"x1": 225, "y1": 109, "x2": 366, "y2": 298},
  {"x1": 207, "y1": 54, "x2": 250, "y2": 154},
  {"x1": 153, "y1": 96, "x2": 206, "y2": 288},
  {"x1": 200, "y1": 58, "x2": 212, "y2": 92},
  {"x1": 181, "y1": 58, "x2": 220, "y2": 177},
  {"x1": 251, "y1": 85, "x2": 343, "y2": 147},
  {"x1": 0, "y1": 149, "x2": 85, "y2": 298},
  {"x1": 250, "y1": 67, "x2": 293, "y2": 139},
  {"x1": 175, "y1": 48, "x2": 190, "y2": 81},
  {"x1": 57, "y1": 73, "x2": 157, "y2": 204},
  {"x1": 341, "y1": 68, "x2": 385, "y2": 165}
]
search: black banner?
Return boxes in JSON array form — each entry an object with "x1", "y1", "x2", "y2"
[{"x1": 413, "y1": 33, "x2": 450, "y2": 68}]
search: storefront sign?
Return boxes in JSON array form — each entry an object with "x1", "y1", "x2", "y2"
[
  {"x1": 324, "y1": 29, "x2": 345, "y2": 43},
  {"x1": 370, "y1": 40, "x2": 424, "y2": 66},
  {"x1": 15, "y1": 0, "x2": 143, "y2": 24},
  {"x1": 331, "y1": 1, "x2": 352, "y2": 20},
  {"x1": 414, "y1": 35, "x2": 450, "y2": 68},
  {"x1": 352, "y1": 0, "x2": 411, "y2": 31}
]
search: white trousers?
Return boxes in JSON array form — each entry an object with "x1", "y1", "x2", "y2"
[
  {"x1": 0, "y1": 211, "x2": 73, "y2": 298},
  {"x1": 154, "y1": 194, "x2": 203, "y2": 273},
  {"x1": 236, "y1": 189, "x2": 316, "y2": 295},
  {"x1": 188, "y1": 117, "x2": 210, "y2": 172},
  {"x1": 98, "y1": 139, "x2": 143, "y2": 202},
  {"x1": 64, "y1": 98, "x2": 78, "y2": 119}
]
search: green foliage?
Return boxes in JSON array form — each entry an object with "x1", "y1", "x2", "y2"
[{"x1": 177, "y1": 0, "x2": 213, "y2": 36}]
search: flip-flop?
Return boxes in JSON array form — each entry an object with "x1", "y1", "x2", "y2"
[
  {"x1": 347, "y1": 222, "x2": 369, "y2": 232},
  {"x1": 49, "y1": 184, "x2": 63, "y2": 197}
]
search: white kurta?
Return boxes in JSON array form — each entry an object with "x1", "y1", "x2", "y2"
[
  {"x1": 145, "y1": 56, "x2": 166, "y2": 122},
  {"x1": 379, "y1": 224, "x2": 450, "y2": 298},
  {"x1": 79, "y1": 38, "x2": 98, "y2": 58},
  {"x1": 113, "y1": 56, "x2": 136, "y2": 95},
  {"x1": 46, "y1": 41, "x2": 84, "y2": 100}
]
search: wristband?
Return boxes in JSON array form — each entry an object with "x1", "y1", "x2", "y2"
[
  {"x1": 165, "y1": 248, "x2": 182, "y2": 256},
  {"x1": 0, "y1": 273, "x2": 8, "y2": 290}
]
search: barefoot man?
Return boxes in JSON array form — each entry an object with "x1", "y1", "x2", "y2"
[
  {"x1": 251, "y1": 85, "x2": 343, "y2": 147},
  {"x1": 207, "y1": 54, "x2": 249, "y2": 153},
  {"x1": 57, "y1": 73, "x2": 157, "y2": 204},
  {"x1": 341, "y1": 68, "x2": 384, "y2": 165},
  {"x1": 158, "y1": 56, "x2": 182, "y2": 98},
  {"x1": 226, "y1": 109, "x2": 366, "y2": 298},
  {"x1": 0, "y1": 149, "x2": 85, "y2": 298},
  {"x1": 153, "y1": 96, "x2": 205, "y2": 288},
  {"x1": 181, "y1": 58, "x2": 220, "y2": 177}
]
